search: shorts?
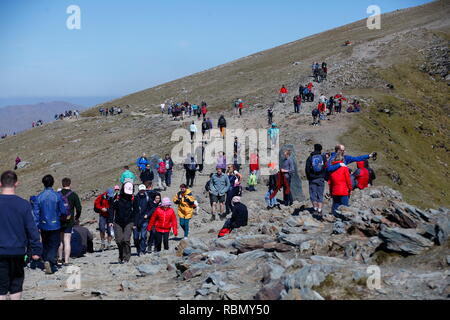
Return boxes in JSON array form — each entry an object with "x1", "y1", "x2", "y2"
[
  {"x1": 211, "y1": 194, "x2": 225, "y2": 203},
  {"x1": 309, "y1": 179, "x2": 325, "y2": 203},
  {"x1": 0, "y1": 256, "x2": 25, "y2": 295},
  {"x1": 98, "y1": 215, "x2": 111, "y2": 235},
  {"x1": 61, "y1": 224, "x2": 73, "y2": 234}
]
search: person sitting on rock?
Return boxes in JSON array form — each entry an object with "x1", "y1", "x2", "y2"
[{"x1": 221, "y1": 196, "x2": 248, "y2": 232}]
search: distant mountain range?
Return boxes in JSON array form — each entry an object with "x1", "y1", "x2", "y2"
[{"x1": 0, "y1": 101, "x2": 86, "y2": 134}]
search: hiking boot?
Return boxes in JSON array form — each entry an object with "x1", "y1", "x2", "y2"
[
  {"x1": 276, "y1": 204, "x2": 282, "y2": 210},
  {"x1": 100, "y1": 243, "x2": 106, "y2": 251},
  {"x1": 56, "y1": 259, "x2": 63, "y2": 267},
  {"x1": 210, "y1": 214, "x2": 216, "y2": 221},
  {"x1": 44, "y1": 261, "x2": 53, "y2": 275},
  {"x1": 267, "y1": 206, "x2": 272, "y2": 210}
]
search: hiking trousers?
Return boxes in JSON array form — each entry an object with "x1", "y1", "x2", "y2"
[
  {"x1": 155, "y1": 232, "x2": 170, "y2": 252},
  {"x1": 186, "y1": 170, "x2": 196, "y2": 187},
  {"x1": 41, "y1": 230, "x2": 60, "y2": 267},
  {"x1": 114, "y1": 223, "x2": 133, "y2": 262},
  {"x1": 179, "y1": 218, "x2": 190, "y2": 237}
]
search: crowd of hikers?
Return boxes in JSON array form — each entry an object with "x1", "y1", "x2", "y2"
[
  {"x1": 98, "y1": 106, "x2": 123, "y2": 117},
  {"x1": 31, "y1": 120, "x2": 44, "y2": 128},
  {"x1": 0, "y1": 60, "x2": 381, "y2": 300},
  {"x1": 54, "y1": 110, "x2": 81, "y2": 121}
]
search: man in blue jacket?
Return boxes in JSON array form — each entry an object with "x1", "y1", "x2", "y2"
[
  {"x1": 34, "y1": 174, "x2": 67, "y2": 274},
  {"x1": 0, "y1": 171, "x2": 42, "y2": 300},
  {"x1": 327, "y1": 144, "x2": 376, "y2": 173},
  {"x1": 136, "y1": 153, "x2": 149, "y2": 173}
]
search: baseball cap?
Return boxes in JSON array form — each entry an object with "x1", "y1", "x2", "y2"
[
  {"x1": 124, "y1": 182, "x2": 133, "y2": 195},
  {"x1": 138, "y1": 184, "x2": 146, "y2": 191}
]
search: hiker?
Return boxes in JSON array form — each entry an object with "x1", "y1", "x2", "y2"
[
  {"x1": 156, "y1": 158, "x2": 167, "y2": 191},
  {"x1": 238, "y1": 99, "x2": 244, "y2": 117},
  {"x1": 136, "y1": 153, "x2": 149, "y2": 172},
  {"x1": 246, "y1": 171, "x2": 257, "y2": 192},
  {"x1": 0, "y1": 171, "x2": 42, "y2": 300},
  {"x1": 34, "y1": 175, "x2": 67, "y2": 274},
  {"x1": 268, "y1": 123, "x2": 279, "y2": 149},
  {"x1": 108, "y1": 182, "x2": 136, "y2": 263},
  {"x1": 216, "y1": 151, "x2": 227, "y2": 171},
  {"x1": 233, "y1": 137, "x2": 241, "y2": 155},
  {"x1": 57, "y1": 178, "x2": 82, "y2": 266},
  {"x1": 318, "y1": 101, "x2": 327, "y2": 121},
  {"x1": 144, "y1": 181, "x2": 161, "y2": 203},
  {"x1": 312, "y1": 108, "x2": 321, "y2": 126},
  {"x1": 221, "y1": 196, "x2": 248, "y2": 233},
  {"x1": 305, "y1": 144, "x2": 327, "y2": 216},
  {"x1": 173, "y1": 184, "x2": 196, "y2": 239},
  {"x1": 94, "y1": 188, "x2": 115, "y2": 250},
  {"x1": 140, "y1": 164, "x2": 154, "y2": 184},
  {"x1": 279, "y1": 149, "x2": 295, "y2": 206},
  {"x1": 161, "y1": 103, "x2": 165, "y2": 114},
  {"x1": 147, "y1": 197, "x2": 177, "y2": 252},
  {"x1": 232, "y1": 151, "x2": 241, "y2": 172},
  {"x1": 293, "y1": 94, "x2": 302, "y2": 113},
  {"x1": 218, "y1": 115, "x2": 227, "y2": 138},
  {"x1": 327, "y1": 96, "x2": 335, "y2": 115},
  {"x1": 189, "y1": 121, "x2": 197, "y2": 141},
  {"x1": 351, "y1": 161, "x2": 374, "y2": 190},
  {"x1": 267, "y1": 105, "x2": 274, "y2": 125},
  {"x1": 133, "y1": 185, "x2": 152, "y2": 256},
  {"x1": 184, "y1": 156, "x2": 197, "y2": 188},
  {"x1": 279, "y1": 85, "x2": 288, "y2": 103},
  {"x1": 201, "y1": 103, "x2": 208, "y2": 120},
  {"x1": 209, "y1": 167, "x2": 230, "y2": 221},
  {"x1": 329, "y1": 153, "x2": 353, "y2": 215},
  {"x1": 14, "y1": 156, "x2": 21, "y2": 170},
  {"x1": 327, "y1": 144, "x2": 376, "y2": 174},
  {"x1": 233, "y1": 99, "x2": 240, "y2": 117},
  {"x1": 265, "y1": 169, "x2": 281, "y2": 210},
  {"x1": 120, "y1": 166, "x2": 136, "y2": 184},
  {"x1": 163, "y1": 154, "x2": 174, "y2": 187},
  {"x1": 206, "y1": 117, "x2": 213, "y2": 139},
  {"x1": 70, "y1": 221, "x2": 94, "y2": 258},
  {"x1": 249, "y1": 150, "x2": 261, "y2": 182},
  {"x1": 192, "y1": 104, "x2": 199, "y2": 119},
  {"x1": 146, "y1": 194, "x2": 160, "y2": 253},
  {"x1": 224, "y1": 166, "x2": 242, "y2": 217},
  {"x1": 366, "y1": 160, "x2": 376, "y2": 186},
  {"x1": 201, "y1": 119, "x2": 209, "y2": 140}
]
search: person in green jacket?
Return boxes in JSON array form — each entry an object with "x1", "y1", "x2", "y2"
[
  {"x1": 246, "y1": 171, "x2": 257, "y2": 192},
  {"x1": 120, "y1": 166, "x2": 136, "y2": 184}
]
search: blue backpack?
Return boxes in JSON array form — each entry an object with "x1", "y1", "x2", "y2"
[
  {"x1": 311, "y1": 154, "x2": 324, "y2": 173},
  {"x1": 59, "y1": 191, "x2": 73, "y2": 219}
]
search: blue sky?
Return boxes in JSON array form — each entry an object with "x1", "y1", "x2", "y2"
[{"x1": 0, "y1": 0, "x2": 432, "y2": 102}]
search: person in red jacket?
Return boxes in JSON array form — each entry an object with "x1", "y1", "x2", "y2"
[
  {"x1": 249, "y1": 150, "x2": 260, "y2": 183},
  {"x1": 147, "y1": 197, "x2": 178, "y2": 252},
  {"x1": 279, "y1": 85, "x2": 288, "y2": 103},
  {"x1": 329, "y1": 153, "x2": 352, "y2": 215},
  {"x1": 201, "y1": 104, "x2": 208, "y2": 120},
  {"x1": 94, "y1": 188, "x2": 114, "y2": 250},
  {"x1": 352, "y1": 161, "x2": 369, "y2": 190},
  {"x1": 307, "y1": 82, "x2": 314, "y2": 90}
]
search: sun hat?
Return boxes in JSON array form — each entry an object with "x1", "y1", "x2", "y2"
[{"x1": 161, "y1": 197, "x2": 172, "y2": 206}]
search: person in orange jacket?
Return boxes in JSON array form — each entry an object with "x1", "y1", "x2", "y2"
[{"x1": 147, "y1": 197, "x2": 178, "y2": 251}]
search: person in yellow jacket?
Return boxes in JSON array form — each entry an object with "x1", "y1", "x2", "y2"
[{"x1": 172, "y1": 184, "x2": 196, "y2": 239}]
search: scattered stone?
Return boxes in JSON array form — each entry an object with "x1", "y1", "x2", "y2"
[
  {"x1": 136, "y1": 264, "x2": 162, "y2": 276},
  {"x1": 232, "y1": 235, "x2": 273, "y2": 253},
  {"x1": 16, "y1": 161, "x2": 31, "y2": 169},
  {"x1": 379, "y1": 227, "x2": 434, "y2": 255}
]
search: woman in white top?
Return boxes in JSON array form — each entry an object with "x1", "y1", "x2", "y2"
[{"x1": 189, "y1": 121, "x2": 197, "y2": 141}]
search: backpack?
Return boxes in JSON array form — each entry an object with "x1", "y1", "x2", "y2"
[
  {"x1": 311, "y1": 154, "x2": 324, "y2": 173},
  {"x1": 59, "y1": 191, "x2": 73, "y2": 219},
  {"x1": 202, "y1": 122, "x2": 209, "y2": 131},
  {"x1": 205, "y1": 180, "x2": 211, "y2": 192},
  {"x1": 219, "y1": 117, "x2": 226, "y2": 127},
  {"x1": 189, "y1": 162, "x2": 197, "y2": 171},
  {"x1": 157, "y1": 161, "x2": 167, "y2": 174}
]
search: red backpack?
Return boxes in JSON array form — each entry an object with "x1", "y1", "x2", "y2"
[{"x1": 157, "y1": 161, "x2": 167, "y2": 174}]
